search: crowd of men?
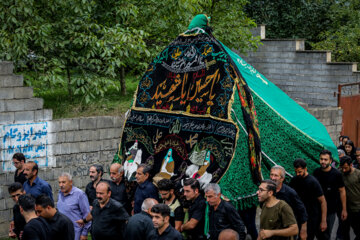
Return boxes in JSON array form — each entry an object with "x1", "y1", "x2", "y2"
[{"x1": 7, "y1": 135, "x2": 360, "y2": 240}]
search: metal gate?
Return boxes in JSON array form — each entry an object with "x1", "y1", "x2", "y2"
[{"x1": 338, "y1": 83, "x2": 360, "y2": 146}]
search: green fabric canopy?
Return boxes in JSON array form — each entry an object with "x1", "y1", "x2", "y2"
[{"x1": 222, "y1": 43, "x2": 338, "y2": 169}]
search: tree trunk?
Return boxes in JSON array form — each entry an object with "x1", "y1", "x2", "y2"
[
  {"x1": 120, "y1": 66, "x2": 126, "y2": 95},
  {"x1": 66, "y1": 67, "x2": 73, "y2": 99}
]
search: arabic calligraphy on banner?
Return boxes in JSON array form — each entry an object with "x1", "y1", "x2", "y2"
[
  {"x1": 1, "y1": 122, "x2": 55, "y2": 172},
  {"x1": 135, "y1": 34, "x2": 237, "y2": 119}
]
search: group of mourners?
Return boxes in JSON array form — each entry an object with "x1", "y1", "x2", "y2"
[{"x1": 7, "y1": 136, "x2": 360, "y2": 240}]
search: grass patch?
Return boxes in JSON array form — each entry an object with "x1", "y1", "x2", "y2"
[{"x1": 23, "y1": 73, "x2": 140, "y2": 119}]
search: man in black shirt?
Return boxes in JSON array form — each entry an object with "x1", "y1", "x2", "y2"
[
  {"x1": 35, "y1": 194, "x2": 74, "y2": 240},
  {"x1": 270, "y1": 165, "x2": 308, "y2": 239},
  {"x1": 313, "y1": 149, "x2": 347, "y2": 239},
  {"x1": 12, "y1": 153, "x2": 27, "y2": 184},
  {"x1": 158, "y1": 178, "x2": 184, "y2": 231},
  {"x1": 180, "y1": 178, "x2": 206, "y2": 239},
  {"x1": 85, "y1": 164, "x2": 104, "y2": 207},
  {"x1": 125, "y1": 198, "x2": 158, "y2": 240},
  {"x1": 204, "y1": 183, "x2": 246, "y2": 240},
  {"x1": 289, "y1": 158, "x2": 327, "y2": 240},
  {"x1": 8, "y1": 182, "x2": 26, "y2": 239},
  {"x1": 18, "y1": 194, "x2": 51, "y2": 240},
  {"x1": 109, "y1": 163, "x2": 129, "y2": 209},
  {"x1": 150, "y1": 203, "x2": 183, "y2": 240},
  {"x1": 78, "y1": 181, "x2": 129, "y2": 240}
]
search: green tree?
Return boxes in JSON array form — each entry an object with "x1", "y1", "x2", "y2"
[
  {"x1": 0, "y1": 0, "x2": 260, "y2": 102},
  {"x1": 134, "y1": 0, "x2": 259, "y2": 54},
  {"x1": 311, "y1": 0, "x2": 360, "y2": 62},
  {"x1": 244, "y1": 0, "x2": 334, "y2": 42},
  {"x1": 0, "y1": 0, "x2": 148, "y2": 101}
]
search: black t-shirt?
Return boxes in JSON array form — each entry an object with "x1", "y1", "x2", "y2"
[
  {"x1": 289, "y1": 175, "x2": 324, "y2": 220},
  {"x1": 125, "y1": 211, "x2": 154, "y2": 240},
  {"x1": 85, "y1": 181, "x2": 97, "y2": 206},
  {"x1": 162, "y1": 197, "x2": 185, "y2": 227},
  {"x1": 187, "y1": 195, "x2": 206, "y2": 239},
  {"x1": 209, "y1": 200, "x2": 246, "y2": 240},
  {"x1": 85, "y1": 179, "x2": 110, "y2": 206},
  {"x1": 313, "y1": 167, "x2": 345, "y2": 213},
  {"x1": 22, "y1": 217, "x2": 51, "y2": 240},
  {"x1": 91, "y1": 198, "x2": 129, "y2": 240},
  {"x1": 276, "y1": 184, "x2": 308, "y2": 225},
  {"x1": 14, "y1": 169, "x2": 27, "y2": 184},
  {"x1": 13, "y1": 204, "x2": 26, "y2": 237},
  {"x1": 47, "y1": 211, "x2": 74, "y2": 240},
  {"x1": 149, "y1": 225, "x2": 183, "y2": 240},
  {"x1": 109, "y1": 180, "x2": 130, "y2": 211}
]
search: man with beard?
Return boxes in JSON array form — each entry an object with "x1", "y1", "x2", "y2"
[
  {"x1": 204, "y1": 183, "x2": 246, "y2": 240},
  {"x1": 313, "y1": 149, "x2": 347, "y2": 239},
  {"x1": 270, "y1": 165, "x2": 308, "y2": 240},
  {"x1": 35, "y1": 194, "x2": 74, "y2": 240},
  {"x1": 12, "y1": 153, "x2": 27, "y2": 184},
  {"x1": 157, "y1": 178, "x2": 184, "y2": 231},
  {"x1": 354, "y1": 147, "x2": 360, "y2": 169},
  {"x1": 85, "y1": 164, "x2": 104, "y2": 207},
  {"x1": 8, "y1": 182, "x2": 26, "y2": 239},
  {"x1": 57, "y1": 172, "x2": 91, "y2": 240},
  {"x1": 77, "y1": 181, "x2": 129, "y2": 240},
  {"x1": 289, "y1": 158, "x2": 327, "y2": 240},
  {"x1": 150, "y1": 203, "x2": 183, "y2": 240},
  {"x1": 109, "y1": 163, "x2": 129, "y2": 209},
  {"x1": 23, "y1": 161, "x2": 53, "y2": 200},
  {"x1": 258, "y1": 180, "x2": 298, "y2": 240},
  {"x1": 339, "y1": 156, "x2": 360, "y2": 240},
  {"x1": 180, "y1": 178, "x2": 206, "y2": 239}
]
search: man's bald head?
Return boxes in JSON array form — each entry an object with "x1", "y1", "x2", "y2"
[
  {"x1": 141, "y1": 198, "x2": 158, "y2": 213},
  {"x1": 218, "y1": 229, "x2": 239, "y2": 240},
  {"x1": 110, "y1": 163, "x2": 124, "y2": 184},
  {"x1": 96, "y1": 181, "x2": 111, "y2": 205}
]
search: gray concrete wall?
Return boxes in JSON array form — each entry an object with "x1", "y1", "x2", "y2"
[
  {"x1": 239, "y1": 27, "x2": 360, "y2": 107},
  {"x1": 307, "y1": 107, "x2": 343, "y2": 145},
  {"x1": 0, "y1": 114, "x2": 124, "y2": 236},
  {"x1": 0, "y1": 61, "x2": 125, "y2": 236}
]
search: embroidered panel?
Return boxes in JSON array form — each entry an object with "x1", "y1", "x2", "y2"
[
  {"x1": 120, "y1": 109, "x2": 237, "y2": 187},
  {"x1": 135, "y1": 33, "x2": 235, "y2": 119}
]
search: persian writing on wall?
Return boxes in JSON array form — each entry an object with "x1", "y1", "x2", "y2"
[{"x1": 1, "y1": 122, "x2": 54, "y2": 172}]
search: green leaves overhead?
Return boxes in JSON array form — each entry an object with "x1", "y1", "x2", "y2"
[{"x1": 0, "y1": 0, "x2": 259, "y2": 102}]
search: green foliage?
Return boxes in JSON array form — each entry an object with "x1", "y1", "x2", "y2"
[
  {"x1": 0, "y1": 0, "x2": 148, "y2": 102},
  {"x1": 245, "y1": 0, "x2": 360, "y2": 63},
  {"x1": 244, "y1": 0, "x2": 334, "y2": 42},
  {"x1": 31, "y1": 74, "x2": 140, "y2": 119},
  {"x1": 311, "y1": 0, "x2": 360, "y2": 62},
  {"x1": 134, "y1": 0, "x2": 259, "y2": 54},
  {"x1": 0, "y1": 0, "x2": 260, "y2": 104}
]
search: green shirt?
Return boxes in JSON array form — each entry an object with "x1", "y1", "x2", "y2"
[
  {"x1": 342, "y1": 168, "x2": 360, "y2": 212},
  {"x1": 260, "y1": 200, "x2": 297, "y2": 240}
]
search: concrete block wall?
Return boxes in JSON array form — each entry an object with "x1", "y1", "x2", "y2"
[
  {"x1": 0, "y1": 115, "x2": 125, "y2": 237},
  {"x1": 0, "y1": 61, "x2": 125, "y2": 237},
  {"x1": 307, "y1": 107, "x2": 343, "y2": 145},
  {"x1": 239, "y1": 27, "x2": 359, "y2": 107}
]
